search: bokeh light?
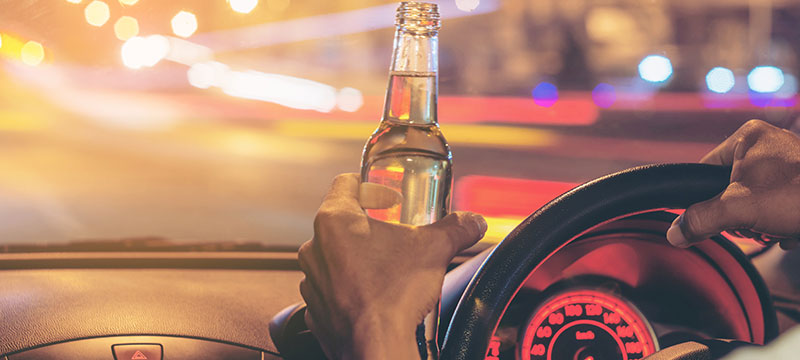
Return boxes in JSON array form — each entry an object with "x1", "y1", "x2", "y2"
[
  {"x1": 114, "y1": 16, "x2": 139, "y2": 40},
  {"x1": 456, "y1": 0, "x2": 480, "y2": 12},
  {"x1": 705, "y1": 67, "x2": 735, "y2": 94},
  {"x1": 187, "y1": 61, "x2": 230, "y2": 89},
  {"x1": 121, "y1": 35, "x2": 170, "y2": 69},
  {"x1": 84, "y1": 1, "x2": 110, "y2": 27},
  {"x1": 119, "y1": 0, "x2": 139, "y2": 5},
  {"x1": 747, "y1": 66, "x2": 784, "y2": 93},
  {"x1": 222, "y1": 71, "x2": 338, "y2": 112},
  {"x1": 230, "y1": 0, "x2": 259, "y2": 14},
  {"x1": 66, "y1": 0, "x2": 82, "y2": 3},
  {"x1": 21, "y1": 41, "x2": 45, "y2": 66},
  {"x1": 171, "y1": 11, "x2": 198, "y2": 38},
  {"x1": 188, "y1": 63, "x2": 213, "y2": 89},
  {"x1": 336, "y1": 87, "x2": 364, "y2": 112},
  {"x1": 776, "y1": 74, "x2": 798, "y2": 98},
  {"x1": 0, "y1": 34, "x2": 3, "y2": 49},
  {"x1": 591, "y1": 83, "x2": 616, "y2": 108},
  {"x1": 532, "y1": 82, "x2": 558, "y2": 107},
  {"x1": 637, "y1": 55, "x2": 672, "y2": 83}
]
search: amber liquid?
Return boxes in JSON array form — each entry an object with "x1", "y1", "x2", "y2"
[{"x1": 361, "y1": 73, "x2": 452, "y2": 225}]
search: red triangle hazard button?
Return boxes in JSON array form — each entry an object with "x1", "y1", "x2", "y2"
[{"x1": 112, "y1": 344, "x2": 161, "y2": 360}]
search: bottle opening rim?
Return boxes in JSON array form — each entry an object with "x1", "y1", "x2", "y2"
[{"x1": 396, "y1": 1, "x2": 440, "y2": 34}]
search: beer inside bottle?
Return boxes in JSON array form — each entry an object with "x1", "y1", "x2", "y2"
[{"x1": 361, "y1": 2, "x2": 451, "y2": 226}]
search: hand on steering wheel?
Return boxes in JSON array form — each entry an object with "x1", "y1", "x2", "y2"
[{"x1": 667, "y1": 119, "x2": 800, "y2": 250}]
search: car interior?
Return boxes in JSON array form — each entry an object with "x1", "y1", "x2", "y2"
[{"x1": 2, "y1": 0, "x2": 800, "y2": 359}]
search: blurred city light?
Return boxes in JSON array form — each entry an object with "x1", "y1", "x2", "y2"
[
  {"x1": 747, "y1": 66, "x2": 784, "y2": 93},
  {"x1": 164, "y1": 36, "x2": 213, "y2": 65},
  {"x1": 591, "y1": 83, "x2": 616, "y2": 108},
  {"x1": 230, "y1": 0, "x2": 259, "y2": 14},
  {"x1": 456, "y1": 0, "x2": 480, "y2": 12},
  {"x1": 532, "y1": 82, "x2": 558, "y2": 107},
  {"x1": 121, "y1": 35, "x2": 170, "y2": 69},
  {"x1": 143, "y1": 35, "x2": 170, "y2": 66},
  {"x1": 119, "y1": 0, "x2": 139, "y2": 5},
  {"x1": 84, "y1": 1, "x2": 111, "y2": 27},
  {"x1": 221, "y1": 71, "x2": 338, "y2": 112},
  {"x1": 705, "y1": 67, "x2": 735, "y2": 94},
  {"x1": 0, "y1": 34, "x2": 3, "y2": 49},
  {"x1": 638, "y1": 55, "x2": 672, "y2": 83},
  {"x1": 336, "y1": 87, "x2": 364, "y2": 112},
  {"x1": 777, "y1": 74, "x2": 798, "y2": 98},
  {"x1": 66, "y1": 0, "x2": 82, "y2": 3},
  {"x1": 748, "y1": 73, "x2": 800, "y2": 108},
  {"x1": 187, "y1": 61, "x2": 230, "y2": 89},
  {"x1": 20, "y1": 41, "x2": 44, "y2": 66},
  {"x1": 121, "y1": 37, "x2": 146, "y2": 69},
  {"x1": 171, "y1": 11, "x2": 198, "y2": 38},
  {"x1": 114, "y1": 16, "x2": 139, "y2": 40},
  {"x1": 586, "y1": 7, "x2": 636, "y2": 43}
]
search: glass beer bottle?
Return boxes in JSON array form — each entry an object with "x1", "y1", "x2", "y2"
[
  {"x1": 361, "y1": 1, "x2": 451, "y2": 227},
  {"x1": 359, "y1": 2, "x2": 449, "y2": 359}
]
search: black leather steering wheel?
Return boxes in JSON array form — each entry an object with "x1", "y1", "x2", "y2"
[{"x1": 439, "y1": 163, "x2": 775, "y2": 360}]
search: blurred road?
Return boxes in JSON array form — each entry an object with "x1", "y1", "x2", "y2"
[{"x1": 0, "y1": 76, "x2": 759, "y2": 247}]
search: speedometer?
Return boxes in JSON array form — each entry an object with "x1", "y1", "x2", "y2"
[{"x1": 520, "y1": 289, "x2": 658, "y2": 360}]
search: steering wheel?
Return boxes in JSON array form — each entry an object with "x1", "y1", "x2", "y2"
[{"x1": 439, "y1": 163, "x2": 778, "y2": 360}]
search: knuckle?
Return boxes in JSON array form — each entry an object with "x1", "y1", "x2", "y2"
[
  {"x1": 332, "y1": 173, "x2": 350, "y2": 182},
  {"x1": 313, "y1": 208, "x2": 337, "y2": 229},
  {"x1": 451, "y1": 213, "x2": 472, "y2": 240},
  {"x1": 742, "y1": 119, "x2": 769, "y2": 133},
  {"x1": 441, "y1": 221, "x2": 472, "y2": 251},
  {"x1": 297, "y1": 241, "x2": 314, "y2": 269},
  {"x1": 331, "y1": 173, "x2": 358, "y2": 186},
  {"x1": 298, "y1": 240, "x2": 312, "y2": 256}
]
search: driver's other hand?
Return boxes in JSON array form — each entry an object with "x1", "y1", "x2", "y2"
[
  {"x1": 298, "y1": 173, "x2": 487, "y2": 360},
  {"x1": 667, "y1": 119, "x2": 800, "y2": 250}
]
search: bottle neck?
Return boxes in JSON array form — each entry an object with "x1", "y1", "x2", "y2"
[{"x1": 382, "y1": 30, "x2": 438, "y2": 125}]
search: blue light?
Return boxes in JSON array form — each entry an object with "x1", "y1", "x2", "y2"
[
  {"x1": 705, "y1": 67, "x2": 735, "y2": 93},
  {"x1": 776, "y1": 73, "x2": 797, "y2": 98},
  {"x1": 747, "y1": 66, "x2": 784, "y2": 93},
  {"x1": 591, "y1": 83, "x2": 616, "y2": 108},
  {"x1": 532, "y1": 82, "x2": 558, "y2": 107},
  {"x1": 638, "y1": 55, "x2": 673, "y2": 83}
]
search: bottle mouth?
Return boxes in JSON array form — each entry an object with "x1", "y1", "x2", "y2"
[{"x1": 396, "y1": 2, "x2": 440, "y2": 35}]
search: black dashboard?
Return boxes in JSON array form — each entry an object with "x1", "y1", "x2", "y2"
[{"x1": 0, "y1": 255, "x2": 303, "y2": 359}]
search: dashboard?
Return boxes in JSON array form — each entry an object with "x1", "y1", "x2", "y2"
[
  {"x1": 515, "y1": 287, "x2": 658, "y2": 360},
  {"x1": 0, "y1": 212, "x2": 793, "y2": 360},
  {"x1": 438, "y1": 211, "x2": 781, "y2": 360}
]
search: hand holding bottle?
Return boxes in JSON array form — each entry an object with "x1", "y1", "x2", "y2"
[{"x1": 298, "y1": 174, "x2": 486, "y2": 360}]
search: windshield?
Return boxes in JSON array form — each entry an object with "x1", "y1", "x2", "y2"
[{"x1": 1, "y1": 0, "x2": 797, "y2": 250}]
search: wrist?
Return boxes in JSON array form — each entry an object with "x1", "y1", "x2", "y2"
[{"x1": 340, "y1": 312, "x2": 419, "y2": 360}]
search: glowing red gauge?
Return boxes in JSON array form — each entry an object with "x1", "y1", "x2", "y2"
[{"x1": 520, "y1": 289, "x2": 658, "y2": 360}]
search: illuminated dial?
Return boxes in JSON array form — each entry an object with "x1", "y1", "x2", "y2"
[{"x1": 520, "y1": 289, "x2": 658, "y2": 360}]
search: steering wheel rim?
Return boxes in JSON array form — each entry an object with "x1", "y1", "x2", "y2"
[{"x1": 439, "y1": 163, "x2": 778, "y2": 360}]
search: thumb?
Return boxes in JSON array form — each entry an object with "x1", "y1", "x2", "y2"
[
  {"x1": 667, "y1": 186, "x2": 755, "y2": 247},
  {"x1": 359, "y1": 182, "x2": 403, "y2": 209},
  {"x1": 422, "y1": 211, "x2": 487, "y2": 256}
]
